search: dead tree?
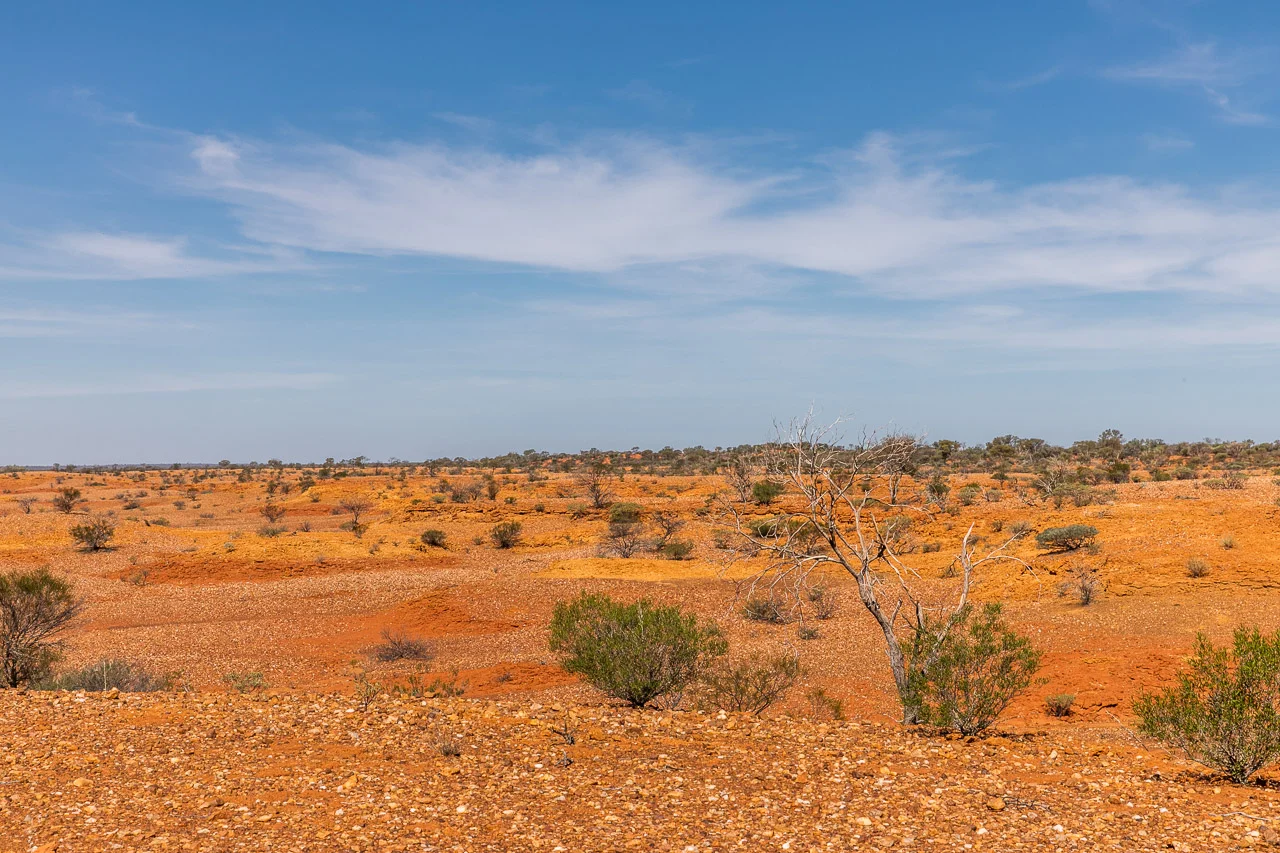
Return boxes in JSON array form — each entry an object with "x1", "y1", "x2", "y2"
[
  {"x1": 725, "y1": 413, "x2": 1031, "y2": 723},
  {"x1": 722, "y1": 452, "x2": 757, "y2": 503}
]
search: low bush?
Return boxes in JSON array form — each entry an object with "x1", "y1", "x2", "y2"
[
  {"x1": 1221, "y1": 535, "x2": 1237, "y2": 550},
  {"x1": 1044, "y1": 693, "x2": 1076, "y2": 718},
  {"x1": 659, "y1": 539, "x2": 695, "y2": 560},
  {"x1": 548, "y1": 592, "x2": 726, "y2": 708},
  {"x1": 69, "y1": 515, "x2": 115, "y2": 551},
  {"x1": 36, "y1": 658, "x2": 172, "y2": 692},
  {"x1": 1135, "y1": 627, "x2": 1280, "y2": 783},
  {"x1": 490, "y1": 521, "x2": 523, "y2": 549},
  {"x1": 698, "y1": 653, "x2": 801, "y2": 715},
  {"x1": 1187, "y1": 558, "x2": 1210, "y2": 579},
  {"x1": 905, "y1": 603, "x2": 1042, "y2": 735},
  {"x1": 1035, "y1": 524, "x2": 1098, "y2": 552},
  {"x1": 420, "y1": 529, "x2": 448, "y2": 548},
  {"x1": 751, "y1": 480, "x2": 785, "y2": 505},
  {"x1": 608, "y1": 502, "x2": 643, "y2": 524},
  {"x1": 0, "y1": 568, "x2": 83, "y2": 687},
  {"x1": 743, "y1": 596, "x2": 789, "y2": 624},
  {"x1": 371, "y1": 628, "x2": 434, "y2": 663}
]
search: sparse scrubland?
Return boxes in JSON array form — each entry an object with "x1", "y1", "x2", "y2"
[{"x1": 6, "y1": 428, "x2": 1280, "y2": 849}]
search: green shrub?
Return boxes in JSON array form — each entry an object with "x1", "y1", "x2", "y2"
[
  {"x1": 905, "y1": 603, "x2": 1041, "y2": 735},
  {"x1": 257, "y1": 525, "x2": 286, "y2": 538},
  {"x1": 1044, "y1": 693, "x2": 1076, "y2": 718},
  {"x1": 1173, "y1": 467, "x2": 1197, "y2": 480},
  {"x1": 608, "y1": 502, "x2": 643, "y2": 524},
  {"x1": 223, "y1": 671, "x2": 268, "y2": 693},
  {"x1": 660, "y1": 539, "x2": 695, "y2": 560},
  {"x1": 1135, "y1": 627, "x2": 1280, "y2": 783},
  {"x1": 0, "y1": 568, "x2": 82, "y2": 687},
  {"x1": 420, "y1": 529, "x2": 448, "y2": 548},
  {"x1": 490, "y1": 521, "x2": 523, "y2": 549},
  {"x1": 1151, "y1": 469, "x2": 1172, "y2": 482},
  {"x1": 751, "y1": 480, "x2": 785, "y2": 505},
  {"x1": 52, "y1": 487, "x2": 82, "y2": 513},
  {"x1": 743, "y1": 597, "x2": 789, "y2": 624},
  {"x1": 69, "y1": 515, "x2": 115, "y2": 551},
  {"x1": 1035, "y1": 524, "x2": 1098, "y2": 552},
  {"x1": 36, "y1": 658, "x2": 172, "y2": 692},
  {"x1": 548, "y1": 593, "x2": 726, "y2": 708},
  {"x1": 698, "y1": 653, "x2": 801, "y2": 715}
]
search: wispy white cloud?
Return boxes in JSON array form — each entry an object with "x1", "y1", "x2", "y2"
[
  {"x1": 0, "y1": 229, "x2": 306, "y2": 281},
  {"x1": 1105, "y1": 41, "x2": 1273, "y2": 125},
  {"x1": 1141, "y1": 132, "x2": 1195, "y2": 152},
  {"x1": 179, "y1": 129, "x2": 1280, "y2": 299}
]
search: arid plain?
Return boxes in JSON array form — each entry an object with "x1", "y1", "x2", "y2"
[{"x1": 5, "y1": 453, "x2": 1280, "y2": 851}]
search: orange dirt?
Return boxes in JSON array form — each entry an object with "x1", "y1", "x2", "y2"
[{"x1": 5, "y1": 466, "x2": 1280, "y2": 849}]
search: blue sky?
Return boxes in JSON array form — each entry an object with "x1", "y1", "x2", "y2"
[{"x1": 3, "y1": 1, "x2": 1280, "y2": 463}]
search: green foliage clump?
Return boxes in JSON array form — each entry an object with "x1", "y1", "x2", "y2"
[
  {"x1": 1035, "y1": 524, "x2": 1098, "y2": 552},
  {"x1": 36, "y1": 658, "x2": 172, "y2": 692},
  {"x1": 489, "y1": 521, "x2": 523, "y2": 549},
  {"x1": 548, "y1": 592, "x2": 726, "y2": 708},
  {"x1": 906, "y1": 603, "x2": 1041, "y2": 735},
  {"x1": 698, "y1": 653, "x2": 801, "y2": 715},
  {"x1": 751, "y1": 480, "x2": 785, "y2": 505},
  {"x1": 0, "y1": 568, "x2": 82, "y2": 687},
  {"x1": 69, "y1": 515, "x2": 115, "y2": 551},
  {"x1": 420, "y1": 528, "x2": 448, "y2": 548},
  {"x1": 1135, "y1": 627, "x2": 1280, "y2": 784},
  {"x1": 608, "y1": 502, "x2": 643, "y2": 524}
]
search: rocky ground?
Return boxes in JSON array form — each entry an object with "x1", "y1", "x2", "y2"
[{"x1": 3, "y1": 690, "x2": 1278, "y2": 853}]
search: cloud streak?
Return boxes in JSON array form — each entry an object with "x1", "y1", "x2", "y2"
[{"x1": 178, "y1": 129, "x2": 1280, "y2": 299}]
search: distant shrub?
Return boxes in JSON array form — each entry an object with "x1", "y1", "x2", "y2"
[
  {"x1": 1009, "y1": 520, "x2": 1033, "y2": 538},
  {"x1": 1135, "y1": 627, "x2": 1280, "y2": 783},
  {"x1": 1058, "y1": 567, "x2": 1101, "y2": 605},
  {"x1": 1187, "y1": 558, "x2": 1210, "y2": 579},
  {"x1": 751, "y1": 480, "x2": 785, "y2": 505},
  {"x1": 371, "y1": 629, "x2": 434, "y2": 663},
  {"x1": 490, "y1": 521, "x2": 523, "y2": 549},
  {"x1": 420, "y1": 529, "x2": 448, "y2": 548},
  {"x1": 0, "y1": 568, "x2": 82, "y2": 687},
  {"x1": 698, "y1": 653, "x2": 801, "y2": 715},
  {"x1": 906, "y1": 603, "x2": 1041, "y2": 735},
  {"x1": 533, "y1": 502, "x2": 546, "y2": 513},
  {"x1": 660, "y1": 539, "x2": 695, "y2": 560},
  {"x1": 806, "y1": 686, "x2": 845, "y2": 721},
  {"x1": 52, "y1": 487, "x2": 82, "y2": 513},
  {"x1": 743, "y1": 596, "x2": 789, "y2": 624},
  {"x1": 1221, "y1": 535, "x2": 1237, "y2": 550},
  {"x1": 567, "y1": 502, "x2": 589, "y2": 520},
  {"x1": 222, "y1": 671, "x2": 268, "y2": 693},
  {"x1": 1035, "y1": 524, "x2": 1098, "y2": 552},
  {"x1": 608, "y1": 502, "x2": 643, "y2": 524},
  {"x1": 984, "y1": 489, "x2": 1003, "y2": 503},
  {"x1": 260, "y1": 503, "x2": 286, "y2": 523},
  {"x1": 69, "y1": 515, "x2": 115, "y2": 551},
  {"x1": 921, "y1": 541, "x2": 941, "y2": 554},
  {"x1": 989, "y1": 519, "x2": 1005, "y2": 533},
  {"x1": 807, "y1": 584, "x2": 838, "y2": 620},
  {"x1": 1173, "y1": 467, "x2": 1197, "y2": 480},
  {"x1": 549, "y1": 592, "x2": 726, "y2": 708},
  {"x1": 257, "y1": 525, "x2": 286, "y2": 538},
  {"x1": 1044, "y1": 693, "x2": 1076, "y2": 718},
  {"x1": 1151, "y1": 469, "x2": 1172, "y2": 482},
  {"x1": 36, "y1": 659, "x2": 171, "y2": 693}
]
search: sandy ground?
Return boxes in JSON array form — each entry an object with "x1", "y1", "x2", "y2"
[{"x1": 2, "y1": 466, "x2": 1279, "y2": 850}]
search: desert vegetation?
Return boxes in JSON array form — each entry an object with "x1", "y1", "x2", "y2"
[{"x1": 5, "y1": 426, "x2": 1280, "y2": 848}]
